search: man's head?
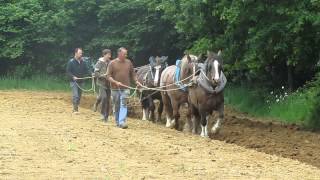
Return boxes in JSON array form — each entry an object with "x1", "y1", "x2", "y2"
[
  {"x1": 102, "y1": 49, "x2": 112, "y2": 61},
  {"x1": 74, "y1": 48, "x2": 83, "y2": 60},
  {"x1": 117, "y1": 47, "x2": 128, "y2": 61}
]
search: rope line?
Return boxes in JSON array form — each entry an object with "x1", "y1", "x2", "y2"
[{"x1": 73, "y1": 68, "x2": 203, "y2": 95}]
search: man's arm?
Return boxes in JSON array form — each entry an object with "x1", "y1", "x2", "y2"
[
  {"x1": 94, "y1": 61, "x2": 104, "y2": 78},
  {"x1": 66, "y1": 60, "x2": 77, "y2": 81}
]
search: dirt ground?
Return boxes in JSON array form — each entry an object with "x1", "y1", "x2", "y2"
[{"x1": 1, "y1": 91, "x2": 320, "y2": 179}]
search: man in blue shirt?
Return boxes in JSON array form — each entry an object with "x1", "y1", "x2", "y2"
[{"x1": 66, "y1": 48, "x2": 90, "y2": 114}]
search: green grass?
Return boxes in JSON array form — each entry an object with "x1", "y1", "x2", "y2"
[
  {"x1": 224, "y1": 85, "x2": 313, "y2": 126},
  {"x1": 0, "y1": 75, "x2": 92, "y2": 92}
]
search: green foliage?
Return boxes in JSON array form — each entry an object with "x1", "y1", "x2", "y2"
[
  {"x1": 0, "y1": 0, "x2": 69, "y2": 76},
  {"x1": 225, "y1": 84, "x2": 314, "y2": 127},
  {"x1": 154, "y1": 0, "x2": 320, "y2": 88}
]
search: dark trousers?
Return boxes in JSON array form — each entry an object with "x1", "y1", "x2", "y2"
[{"x1": 96, "y1": 85, "x2": 111, "y2": 118}]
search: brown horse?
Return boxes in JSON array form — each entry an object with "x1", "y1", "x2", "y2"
[
  {"x1": 136, "y1": 56, "x2": 168, "y2": 122},
  {"x1": 160, "y1": 54, "x2": 198, "y2": 130},
  {"x1": 188, "y1": 51, "x2": 226, "y2": 137}
]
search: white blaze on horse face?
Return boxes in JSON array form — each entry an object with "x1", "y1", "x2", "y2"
[
  {"x1": 154, "y1": 65, "x2": 161, "y2": 86},
  {"x1": 213, "y1": 60, "x2": 220, "y2": 81},
  {"x1": 192, "y1": 64, "x2": 196, "y2": 79}
]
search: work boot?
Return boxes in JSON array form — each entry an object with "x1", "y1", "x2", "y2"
[
  {"x1": 100, "y1": 114, "x2": 108, "y2": 122},
  {"x1": 73, "y1": 106, "x2": 79, "y2": 114},
  {"x1": 119, "y1": 123, "x2": 128, "y2": 129}
]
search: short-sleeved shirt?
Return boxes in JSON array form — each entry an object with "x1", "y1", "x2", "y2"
[{"x1": 106, "y1": 58, "x2": 136, "y2": 89}]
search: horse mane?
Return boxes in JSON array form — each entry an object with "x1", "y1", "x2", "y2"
[
  {"x1": 181, "y1": 54, "x2": 198, "y2": 70},
  {"x1": 180, "y1": 54, "x2": 198, "y2": 82}
]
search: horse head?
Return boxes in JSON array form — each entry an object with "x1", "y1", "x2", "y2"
[
  {"x1": 180, "y1": 54, "x2": 198, "y2": 83},
  {"x1": 149, "y1": 56, "x2": 168, "y2": 87},
  {"x1": 205, "y1": 50, "x2": 223, "y2": 87}
]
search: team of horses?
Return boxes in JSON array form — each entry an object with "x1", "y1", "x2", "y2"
[{"x1": 136, "y1": 51, "x2": 226, "y2": 138}]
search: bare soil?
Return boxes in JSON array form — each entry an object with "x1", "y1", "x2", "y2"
[{"x1": 1, "y1": 91, "x2": 320, "y2": 179}]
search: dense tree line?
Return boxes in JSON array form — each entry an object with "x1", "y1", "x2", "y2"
[{"x1": 0, "y1": 0, "x2": 319, "y2": 91}]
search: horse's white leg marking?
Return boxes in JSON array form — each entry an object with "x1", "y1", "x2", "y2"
[
  {"x1": 200, "y1": 125, "x2": 208, "y2": 137},
  {"x1": 214, "y1": 60, "x2": 220, "y2": 81},
  {"x1": 170, "y1": 118, "x2": 176, "y2": 129},
  {"x1": 211, "y1": 117, "x2": 222, "y2": 134},
  {"x1": 142, "y1": 108, "x2": 147, "y2": 120},
  {"x1": 166, "y1": 115, "x2": 171, "y2": 127},
  {"x1": 200, "y1": 116, "x2": 209, "y2": 137}
]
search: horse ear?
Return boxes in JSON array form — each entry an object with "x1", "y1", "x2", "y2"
[
  {"x1": 217, "y1": 50, "x2": 224, "y2": 67},
  {"x1": 197, "y1": 53, "x2": 206, "y2": 63},
  {"x1": 187, "y1": 54, "x2": 192, "y2": 62},
  {"x1": 207, "y1": 51, "x2": 214, "y2": 59},
  {"x1": 161, "y1": 56, "x2": 168, "y2": 63},
  {"x1": 149, "y1": 56, "x2": 155, "y2": 65}
]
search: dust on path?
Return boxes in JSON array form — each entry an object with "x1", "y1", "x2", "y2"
[{"x1": 0, "y1": 91, "x2": 319, "y2": 179}]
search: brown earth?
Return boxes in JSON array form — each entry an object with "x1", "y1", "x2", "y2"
[{"x1": 1, "y1": 91, "x2": 320, "y2": 179}]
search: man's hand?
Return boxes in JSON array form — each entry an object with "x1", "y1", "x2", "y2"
[
  {"x1": 116, "y1": 81, "x2": 124, "y2": 88},
  {"x1": 73, "y1": 76, "x2": 79, "y2": 81},
  {"x1": 135, "y1": 81, "x2": 143, "y2": 88},
  {"x1": 91, "y1": 73, "x2": 96, "y2": 77}
]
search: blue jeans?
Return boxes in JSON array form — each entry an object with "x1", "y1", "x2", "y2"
[
  {"x1": 111, "y1": 89, "x2": 130, "y2": 126},
  {"x1": 70, "y1": 81, "x2": 83, "y2": 111}
]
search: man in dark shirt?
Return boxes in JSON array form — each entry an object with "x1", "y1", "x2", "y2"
[
  {"x1": 107, "y1": 47, "x2": 142, "y2": 129},
  {"x1": 93, "y1": 49, "x2": 112, "y2": 121},
  {"x1": 66, "y1": 48, "x2": 90, "y2": 114}
]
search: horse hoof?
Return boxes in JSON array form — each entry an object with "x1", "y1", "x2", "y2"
[
  {"x1": 200, "y1": 133, "x2": 209, "y2": 138},
  {"x1": 211, "y1": 127, "x2": 220, "y2": 135},
  {"x1": 182, "y1": 128, "x2": 190, "y2": 133},
  {"x1": 169, "y1": 121, "x2": 176, "y2": 129},
  {"x1": 165, "y1": 122, "x2": 171, "y2": 128}
]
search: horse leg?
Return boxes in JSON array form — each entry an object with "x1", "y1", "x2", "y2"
[
  {"x1": 161, "y1": 92, "x2": 173, "y2": 128},
  {"x1": 191, "y1": 106, "x2": 200, "y2": 134},
  {"x1": 171, "y1": 101, "x2": 180, "y2": 130},
  {"x1": 200, "y1": 111, "x2": 209, "y2": 137},
  {"x1": 142, "y1": 108, "x2": 148, "y2": 121},
  {"x1": 183, "y1": 104, "x2": 192, "y2": 133},
  {"x1": 141, "y1": 91, "x2": 149, "y2": 121},
  {"x1": 157, "y1": 100, "x2": 163, "y2": 123},
  {"x1": 141, "y1": 98, "x2": 148, "y2": 121},
  {"x1": 149, "y1": 97, "x2": 155, "y2": 121},
  {"x1": 211, "y1": 105, "x2": 224, "y2": 134}
]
